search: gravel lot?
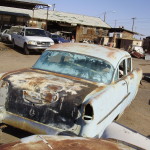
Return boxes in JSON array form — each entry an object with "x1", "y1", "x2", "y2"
[{"x1": 0, "y1": 42, "x2": 150, "y2": 144}]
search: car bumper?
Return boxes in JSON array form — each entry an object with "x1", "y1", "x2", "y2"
[
  {"x1": 2, "y1": 36, "x2": 11, "y2": 42},
  {"x1": 27, "y1": 45, "x2": 50, "y2": 50}
]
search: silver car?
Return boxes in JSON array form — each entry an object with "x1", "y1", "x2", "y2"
[{"x1": 0, "y1": 29, "x2": 11, "y2": 42}]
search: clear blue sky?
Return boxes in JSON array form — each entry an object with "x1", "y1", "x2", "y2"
[{"x1": 43, "y1": 0, "x2": 150, "y2": 38}]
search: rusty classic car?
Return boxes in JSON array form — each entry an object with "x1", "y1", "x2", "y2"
[
  {"x1": 0, "y1": 43, "x2": 142, "y2": 138},
  {"x1": 0, "y1": 135, "x2": 143, "y2": 150}
]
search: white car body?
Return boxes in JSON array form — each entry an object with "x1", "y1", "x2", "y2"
[
  {"x1": 0, "y1": 43, "x2": 142, "y2": 138},
  {"x1": 12, "y1": 27, "x2": 54, "y2": 54},
  {"x1": 0, "y1": 29, "x2": 11, "y2": 42}
]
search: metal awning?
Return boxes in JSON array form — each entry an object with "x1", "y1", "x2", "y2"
[
  {"x1": 0, "y1": 0, "x2": 48, "y2": 9},
  {"x1": 110, "y1": 28, "x2": 144, "y2": 36}
]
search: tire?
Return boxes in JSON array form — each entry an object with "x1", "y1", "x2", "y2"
[
  {"x1": 24, "y1": 43, "x2": 30, "y2": 55},
  {"x1": 12, "y1": 39, "x2": 16, "y2": 48}
]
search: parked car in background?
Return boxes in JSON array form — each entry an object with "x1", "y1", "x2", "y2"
[
  {"x1": 0, "y1": 29, "x2": 11, "y2": 42},
  {"x1": 128, "y1": 45, "x2": 145, "y2": 58},
  {"x1": 12, "y1": 27, "x2": 54, "y2": 54},
  {"x1": 51, "y1": 34, "x2": 70, "y2": 44},
  {"x1": 0, "y1": 43, "x2": 142, "y2": 138},
  {"x1": 46, "y1": 32, "x2": 70, "y2": 44},
  {"x1": 0, "y1": 26, "x2": 23, "y2": 43}
]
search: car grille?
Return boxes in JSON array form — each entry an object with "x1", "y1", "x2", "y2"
[{"x1": 37, "y1": 42, "x2": 50, "y2": 46}]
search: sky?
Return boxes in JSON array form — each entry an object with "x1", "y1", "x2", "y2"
[{"x1": 42, "y1": 0, "x2": 150, "y2": 38}]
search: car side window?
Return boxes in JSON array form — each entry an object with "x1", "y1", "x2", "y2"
[
  {"x1": 20, "y1": 32, "x2": 24, "y2": 36},
  {"x1": 4, "y1": 30, "x2": 8, "y2": 33},
  {"x1": 114, "y1": 59, "x2": 127, "y2": 81},
  {"x1": 127, "y1": 58, "x2": 132, "y2": 73},
  {"x1": 119, "y1": 59, "x2": 126, "y2": 78}
]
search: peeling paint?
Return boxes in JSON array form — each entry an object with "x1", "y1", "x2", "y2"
[{"x1": 0, "y1": 135, "x2": 137, "y2": 150}]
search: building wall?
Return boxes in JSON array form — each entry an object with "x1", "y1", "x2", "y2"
[
  {"x1": 76, "y1": 25, "x2": 109, "y2": 42},
  {"x1": 29, "y1": 19, "x2": 46, "y2": 29},
  {"x1": 143, "y1": 38, "x2": 150, "y2": 53},
  {"x1": 0, "y1": 14, "x2": 29, "y2": 28},
  {"x1": 0, "y1": 13, "x2": 110, "y2": 43},
  {"x1": 132, "y1": 40, "x2": 142, "y2": 46},
  {"x1": 122, "y1": 31, "x2": 133, "y2": 39},
  {"x1": 119, "y1": 39, "x2": 142, "y2": 51},
  {"x1": 120, "y1": 39, "x2": 133, "y2": 50}
]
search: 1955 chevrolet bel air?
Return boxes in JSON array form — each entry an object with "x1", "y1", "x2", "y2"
[{"x1": 0, "y1": 43, "x2": 142, "y2": 137}]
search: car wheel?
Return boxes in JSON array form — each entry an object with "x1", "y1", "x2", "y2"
[
  {"x1": 24, "y1": 43, "x2": 30, "y2": 55},
  {"x1": 12, "y1": 40, "x2": 16, "y2": 48},
  {"x1": 1, "y1": 38, "x2": 4, "y2": 42}
]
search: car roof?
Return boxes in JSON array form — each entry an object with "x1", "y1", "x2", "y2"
[{"x1": 47, "y1": 43, "x2": 130, "y2": 68}]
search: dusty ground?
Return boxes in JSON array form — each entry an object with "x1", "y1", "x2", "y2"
[{"x1": 0, "y1": 42, "x2": 150, "y2": 144}]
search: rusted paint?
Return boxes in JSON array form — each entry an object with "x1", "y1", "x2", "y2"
[
  {"x1": 129, "y1": 73, "x2": 134, "y2": 79},
  {"x1": 0, "y1": 135, "x2": 136, "y2": 150},
  {"x1": 0, "y1": 68, "x2": 29, "y2": 80},
  {"x1": 94, "y1": 85, "x2": 106, "y2": 92},
  {"x1": 31, "y1": 68, "x2": 98, "y2": 85},
  {"x1": 44, "y1": 93, "x2": 53, "y2": 102},
  {"x1": 131, "y1": 51, "x2": 144, "y2": 58},
  {"x1": 3, "y1": 69, "x2": 98, "y2": 131},
  {"x1": 28, "y1": 77, "x2": 46, "y2": 86},
  {"x1": 107, "y1": 51, "x2": 116, "y2": 59},
  {"x1": 3, "y1": 112, "x2": 63, "y2": 135},
  {"x1": 1, "y1": 81, "x2": 8, "y2": 88}
]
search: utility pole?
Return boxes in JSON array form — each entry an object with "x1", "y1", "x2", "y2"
[
  {"x1": 52, "y1": 4, "x2": 56, "y2": 11},
  {"x1": 104, "y1": 12, "x2": 106, "y2": 22},
  {"x1": 114, "y1": 20, "x2": 117, "y2": 28},
  {"x1": 131, "y1": 17, "x2": 136, "y2": 31}
]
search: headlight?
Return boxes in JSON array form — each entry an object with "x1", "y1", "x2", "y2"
[
  {"x1": 50, "y1": 42, "x2": 55, "y2": 45},
  {"x1": 27, "y1": 41, "x2": 37, "y2": 45}
]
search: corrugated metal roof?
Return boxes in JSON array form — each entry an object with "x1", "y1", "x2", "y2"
[
  {"x1": 2, "y1": 0, "x2": 47, "y2": 5},
  {"x1": 0, "y1": 6, "x2": 110, "y2": 28},
  {"x1": 110, "y1": 28, "x2": 143, "y2": 36},
  {"x1": 0, "y1": 10, "x2": 30, "y2": 17},
  {"x1": 0, "y1": 0, "x2": 48, "y2": 9}
]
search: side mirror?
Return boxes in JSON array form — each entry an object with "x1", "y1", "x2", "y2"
[
  {"x1": 20, "y1": 32, "x2": 24, "y2": 36},
  {"x1": 19, "y1": 32, "x2": 24, "y2": 36}
]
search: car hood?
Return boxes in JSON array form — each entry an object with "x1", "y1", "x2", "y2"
[
  {"x1": 26, "y1": 36, "x2": 54, "y2": 42},
  {"x1": 1, "y1": 69, "x2": 99, "y2": 129}
]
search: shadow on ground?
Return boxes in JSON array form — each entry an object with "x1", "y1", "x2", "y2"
[
  {"x1": 3, "y1": 42, "x2": 42, "y2": 55},
  {"x1": 1, "y1": 123, "x2": 33, "y2": 139}
]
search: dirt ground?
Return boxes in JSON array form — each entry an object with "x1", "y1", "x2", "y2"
[{"x1": 0, "y1": 42, "x2": 150, "y2": 144}]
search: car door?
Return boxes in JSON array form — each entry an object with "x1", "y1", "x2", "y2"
[
  {"x1": 122, "y1": 58, "x2": 142, "y2": 105},
  {"x1": 16, "y1": 31, "x2": 24, "y2": 48},
  {"x1": 81, "y1": 59, "x2": 129, "y2": 137},
  {"x1": 18, "y1": 31, "x2": 25, "y2": 48},
  {"x1": 113, "y1": 57, "x2": 142, "y2": 113},
  {"x1": 14, "y1": 32, "x2": 21, "y2": 47},
  {"x1": 113, "y1": 58, "x2": 131, "y2": 113},
  {"x1": 97, "y1": 58, "x2": 129, "y2": 123}
]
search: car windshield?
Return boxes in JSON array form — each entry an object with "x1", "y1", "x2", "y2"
[
  {"x1": 25, "y1": 29, "x2": 47, "y2": 37},
  {"x1": 52, "y1": 35, "x2": 59, "y2": 39},
  {"x1": 32, "y1": 51, "x2": 114, "y2": 84}
]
